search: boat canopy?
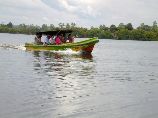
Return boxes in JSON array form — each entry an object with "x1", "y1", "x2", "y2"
[{"x1": 36, "y1": 30, "x2": 73, "y2": 36}]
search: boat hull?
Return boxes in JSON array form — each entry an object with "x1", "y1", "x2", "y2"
[{"x1": 25, "y1": 38, "x2": 99, "y2": 53}]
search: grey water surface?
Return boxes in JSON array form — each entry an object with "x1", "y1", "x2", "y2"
[{"x1": 0, "y1": 33, "x2": 158, "y2": 118}]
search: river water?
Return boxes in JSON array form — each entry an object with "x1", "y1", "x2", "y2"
[{"x1": 0, "y1": 33, "x2": 158, "y2": 118}]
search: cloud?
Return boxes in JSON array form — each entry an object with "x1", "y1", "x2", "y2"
[
  {"x1": 42, "y1": 17, "x2": 49, "y2": 22},
  {"x1": 0, "y1": 0, "x2": 157, "y2": 27}
]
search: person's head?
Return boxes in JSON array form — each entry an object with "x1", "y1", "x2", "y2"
[
  {"x1": 36, "y1": 32, "x2": 41, "y2": 38},
  {"x1": 47, "y1": 35, "x2": 51, "y2": 39},
  {"x1": 56, "y1": 34, "x2": 60, "y2": 37},
  {"x1": 60, "y1": 34, "x2": 63, "y2": 37},
  {"x1": 68, "y1": 33, "x2": 71, "y2": 38},
  {"x1": 39, "y1": 35, "x2": 42, "y2": 38}
]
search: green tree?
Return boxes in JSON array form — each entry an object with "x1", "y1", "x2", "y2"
[
  {"x1": 58, "y1": 23, "x2": 65, "y2": 29},
  {"x1": 70, "y1": 23, "x2": 76, "y2": 29},
  {"x1": 99, "y1": 25, "x2": 108, "y2": 31},
  {"x1": 110, "y1": 24, "x2": 117, "y2": 32},
  {"x1": 66, "y1": 23, "x2": 71, "y2": 29},
  {"x1": 88, "y1": 27, "x2": 100, "y2": 38},
  {"x1": 137, "y1": 23, "x2": 151, "y2": 31},
  {"x1": 7, "y1": 22, "x2": 13, "y2": 28},
  {"x1": 152, "y1": 20, "x2": 157, "y2": 31},
  {"x1": 130, "y1": 29, "x2": 146, "y2": 40},
  {"x1": 118, "y1": 23, "x2": 125, "y2": 29},
  {"x1": 98, "y1": 30, "x2": 112, "y2": 39},
  {"x1": 42, "y1": 24, "x2": 48, "y2": 31},
  {"x1": 116, "y1": 29, "x2": 130, "y2": 40},
  {"x1": 50, "y1": 24, "x2": 55, "y2": 30},
  {"x1": 125, "y1": 23, "x2": 133, "y2": 30}
]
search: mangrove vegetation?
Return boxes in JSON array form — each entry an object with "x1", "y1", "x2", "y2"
[{"x1": 0, "y1": 21, "x2": 158, "y2": 41}]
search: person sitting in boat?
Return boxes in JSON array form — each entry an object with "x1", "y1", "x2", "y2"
[
  {"x1": 49, "y1": 35, "x2": 55, "y2": 44},
  {"x1": 34, "y1": 33, "x2": 42, "y2": 45},
  {"x1": 60, "y1": 34, "x2": 66, "y2": 43},
  {"x1": 55, "y1": 34, "x2": 62, "y2": 45},
  {"x1": 44, "y1": 35, "x2": 51, "y2": 45},
  {"x1": 67, "y1": 33, "x2": 74, "y2": 43}
]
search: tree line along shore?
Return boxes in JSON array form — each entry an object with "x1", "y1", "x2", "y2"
[{"x1": 0, "y1": 21, "x2": 158, "y2": 41}]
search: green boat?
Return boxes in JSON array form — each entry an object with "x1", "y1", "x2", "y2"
[{"x1": 25, "y1": 30, "x2": 99, "y2": 53}]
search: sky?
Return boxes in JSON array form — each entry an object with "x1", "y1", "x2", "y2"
[{"x1": 0, "y1": 0, "x2": 158, "y2": 27}]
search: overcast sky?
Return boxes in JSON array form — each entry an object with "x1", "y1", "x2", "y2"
[{"x1": 0, "y1": 0, "x2": 157, "y2": 27}]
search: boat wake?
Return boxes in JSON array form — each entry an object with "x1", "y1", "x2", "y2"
[
  {"x1": 0, "y1": 44, "x2": 80, "y2": 55},
  {"x1": 0, "y1": 44, "x2": 79, "y2": 54},
  {"x1": 50, "y1": 49, "x2": 81, "y2": 55},
  {"x1": 50, "y1": 49, "x2": 93, "y2": 59},
  {"x1": 0, "y1": 44, "x2": 26, "y2": 51}
]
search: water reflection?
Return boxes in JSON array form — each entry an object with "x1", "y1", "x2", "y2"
[
  {"x1": 33, "y1": 51, "x2": 93, "y2": 60},
  {"x1": 29, "y1": 50, "x2": 96, "y2": 117},
  {"x1": 32, "y1": 51, "x2": 93, "y2": 75}
]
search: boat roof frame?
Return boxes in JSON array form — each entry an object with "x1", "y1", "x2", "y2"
[{"x1": 36, "y1": 30, "x2": 73, "y2": 36}]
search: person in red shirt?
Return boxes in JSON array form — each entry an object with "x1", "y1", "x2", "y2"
[{"x1": 55, "y1": 34, "x2": 62, "y2": 45}]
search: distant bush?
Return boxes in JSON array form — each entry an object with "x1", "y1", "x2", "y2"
[{"x1": 0, "y1": 21, "x2": 158, "y2": 41}]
